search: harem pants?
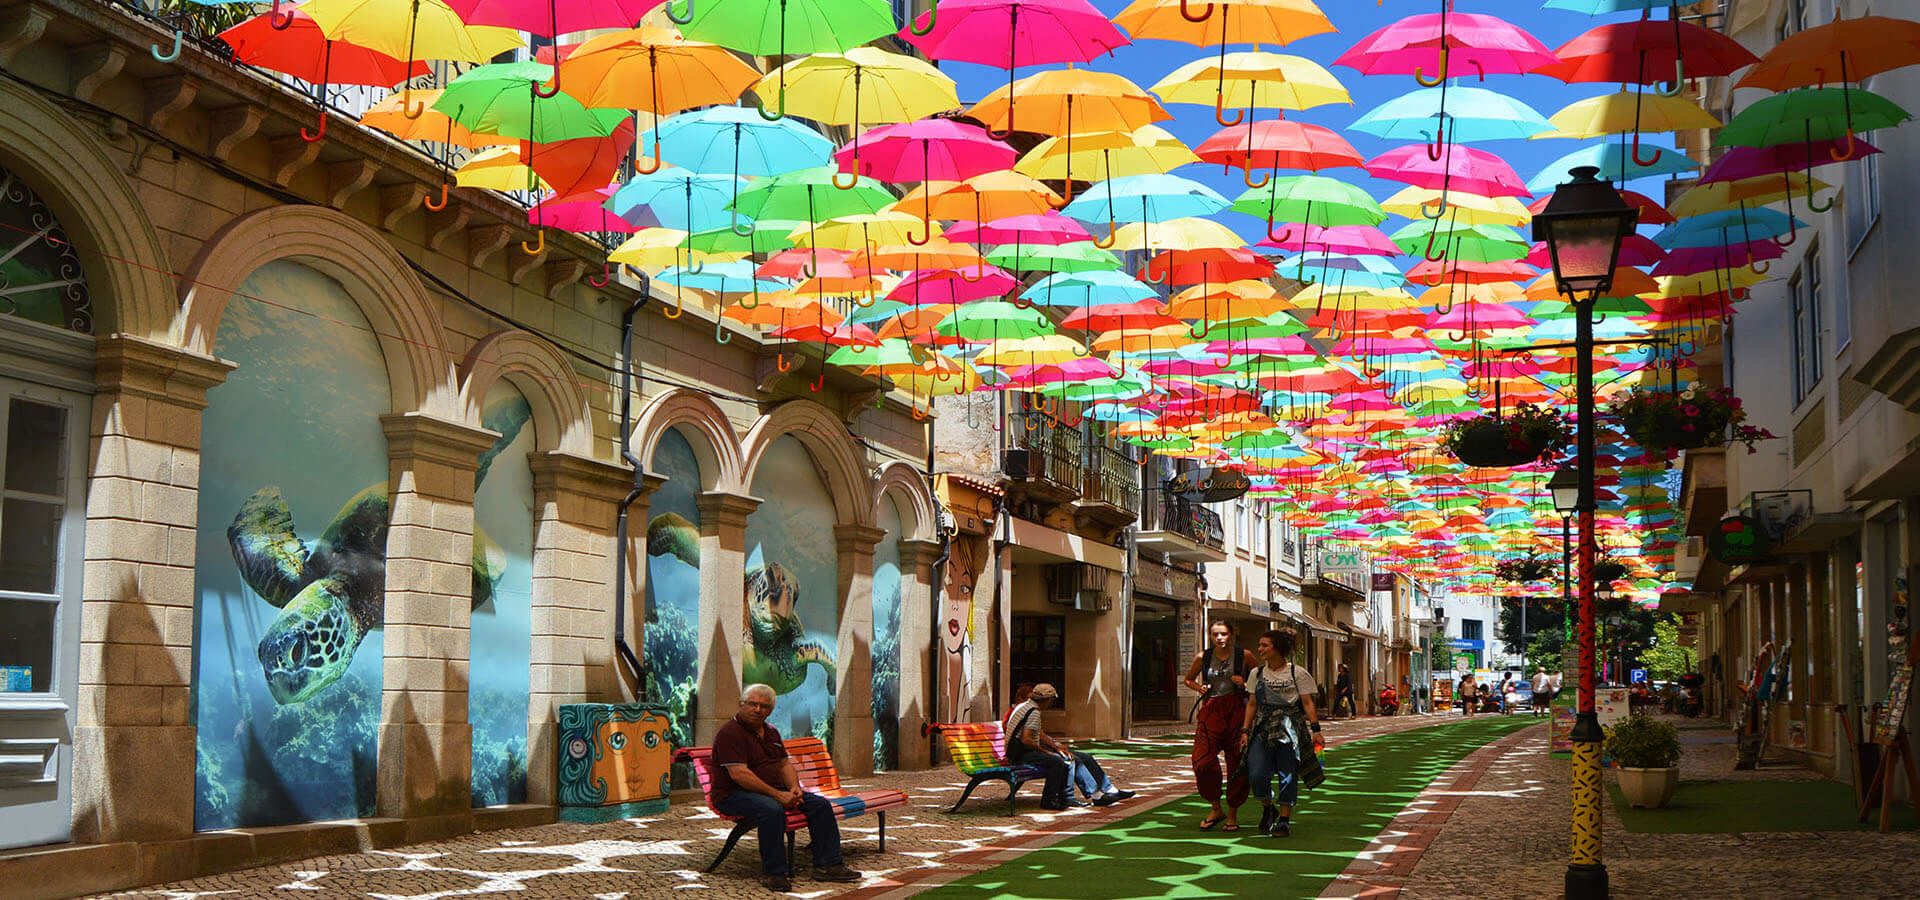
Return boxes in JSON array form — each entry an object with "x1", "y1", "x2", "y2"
[{"x1": 1193, "y1": 693, "x2": 1249, "y2": 807}]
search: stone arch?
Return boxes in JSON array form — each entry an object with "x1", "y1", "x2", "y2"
[
  {"x1": 457, "y1": 329, "x2": 594, "y2": 457},
  {"x1": 0, "y1": 77, "x2": 175, "y2": 340},
  {"x1": 740, "y1": 400, "x2": 875, "y2": 530},
  {"x1": 872, "y1": 460, "x2": 937, "y2": 543},
  {"x1": 632, "y1": 387, "x2": 744, "y2": 494},
  {"x1": 175, "y1": 205, "x2": 454, "y2": 417}
]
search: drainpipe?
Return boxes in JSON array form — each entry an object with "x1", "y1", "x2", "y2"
[
  {"x1": 924, "y1": 406, "x2": 951, "y2": 765},
  {"x1": 613, "y1": 280, "x2": 651, "y2": 699}
]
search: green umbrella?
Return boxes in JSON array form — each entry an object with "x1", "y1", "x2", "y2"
[
  {"x1": 1231, "y1": 175, "x2": 1386, "y2": 230},
  {"x1": 729, "y1": 166, "x2": 894, "y2": 221},
  {"x1": 685, "y1": 220, "x2": 804, "y2": 254},
  {"x1": 827, "y1": 337, "x2": 921, "y2": 368},
  {"x1": 934, "y1": 300, "x2": 1056, "y2": 341},
  {"x1": 1714, "y1": 86, "x2": 1912, "y2": 148},
  {"x1": 434, "y1": 61, "x2": 627, "y2": 143},
  {"x1": 1389, "y1": 221, "x2": 1529, "y2": 263},
  {"x1": 985, "y1": 241, "x2": 1122, "y2": 274},
  {"x1": 681, "y1": 0, "x2": 897, "y2": 119}
]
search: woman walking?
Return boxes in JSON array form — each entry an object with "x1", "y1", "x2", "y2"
[
  {"x1": 1239, "y1": 628, "x2": 1324, "y2": 838},
  {"x1": 1183, "y1": 620, "x2": 1258, "y2": 831}
]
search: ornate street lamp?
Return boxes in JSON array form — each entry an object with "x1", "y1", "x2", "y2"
[{"x1": 1533, "y1": 165, "x2": 1638, "y2": 900}]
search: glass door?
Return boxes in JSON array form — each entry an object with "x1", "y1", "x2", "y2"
[{"x1": 0, "y1": 379, "x2": 88, "y2": 848}]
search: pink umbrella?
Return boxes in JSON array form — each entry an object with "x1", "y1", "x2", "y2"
[
  {"x1": 836, "y1": 119, "x2": 1014, "y2": 182},
  {"x1": 531, "y1": 187, "x2": 646, "y2": 232},
  {"x1": 901, "y1": 0, "x2": 1130, "y2": 137},
  {"x1": 1363, "y1": 145, "x2": 1530, "y2": 198},
  {"x1": 1651, "y1": 241, "x2": 1785, "y2": 278},
  {"x1": 946, "y1": 213, "x2": 1094, "y2": 246},
  {"x1": 1425, "y1": 302, "x2": 1531, "y2": 332},
  {"x1": 1335, "y1": 11, "x2": 1560, "y2": 83},
  {"x1": 1205, "y1": 335, "x2": 1317, "y2": 357},
  {"x1": 998, "y1": 357, "x2": 1119, "y2": 384},
  {"x1": 1256, "y1": 224, "x2": 1399, "y2": 256},
  {"x1": 887, "y1": 266, "x2": 1020, "y2": 304},
  {"x1": 1699, "y1": 138, "x2": 1882, "y2": 182},
  {"x1": 1406, "y1": 258, "x2": 1536, "y2": 286},
  {"x1": 444, "y1": 0, "x2": 669, "y2": 98},
  {"x1": 1329, "y1": 336, "x2": 1435, "y2": 356},
  {"x1": 1137, "y1": 356, "x2": 1230, "y2": 377}
]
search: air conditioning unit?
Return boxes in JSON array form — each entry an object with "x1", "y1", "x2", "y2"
[
  {"x1": 1002, "y1": 448, "x2": 1032, "y2": 479},
  {"x1": 1048, "y1": 564, "x2": 1116, "y2": 612}
]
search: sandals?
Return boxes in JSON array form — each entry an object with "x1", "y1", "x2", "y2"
[
  {"x1": 1199, "y1": 813, "x2": 1225, "y2": 830},
  {"x1": 1221, "y1": 820, "x2": 1241, "y2": 832}
]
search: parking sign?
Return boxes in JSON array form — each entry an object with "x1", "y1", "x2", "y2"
[{"x1": 1630, "y1": 668, "x2": 1647, "y2": 684}]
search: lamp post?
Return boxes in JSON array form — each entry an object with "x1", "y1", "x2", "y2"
[{"x1": 1533, "y1": 165, "x2": 1639, "y2": 900}]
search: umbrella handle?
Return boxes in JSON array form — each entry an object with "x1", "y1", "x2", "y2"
[
  {"x1": 910, "y1": 3, "x2": 939, "y2": 35},
  {"x1": 535, "y1": 68, "x2": 562, "y2": 99},
  {"x1": 758, "y1": 91, "x2": 785, "y2": 121},
  {"x1": 521, "y1": 229, "x2": 546, "y2": 255},
  {"x1": 1830, "y1": 129, "x2": 1858, "y2": 162},
  {"x1": 1771, "y1": 217, "x2": 1797, "y2": 248},
  {"x1": 1243, "y1": 167, "x2": 1270, "y2": 189},
  {"x1": 1630, "y1": 131, "x2": 1663, "y2": 167},
  {"x1": 912, "y1": 402, "x2": 929, "y2": 421},
  {"x1": 1179, "y1": 0, "x2": 1213, "y2": 22},
  {"x1": 270, "y1": 0, "x2": 296, "y2": 30},
  {"x1": 423, "y1": 183, "x2": 450, "y2": 211},
  {"x1": 1189, "y1": 320, "x2": 1210, "y2": 340},
  {"x1": 1420, "y1": 197, "x2": 1445, "y2": 219},
  {"x1": 685, "y1": 257, "x2": 706, "y2": 275},
  {"x1": 1093, "y1": 221, "x2": 1117, "y2": 249},
  {"x1": 731, "y1": 209, "x2": 754, "y2": 238},
  {"x1": 1011, "y1": 294, "x2": 1033, "y2": 309},
  {"x1": 832, "y1": 169, "x2": 860, "y2": 190},
  {"x1": 1414, "y1": 46, "x2": 1448, "y2": 87},
  {"x1": 301, "y1": 110, "x2": 328, "y2": 143},
  {"x1": 1214, "y1": 93, "x2": 1245, "y2": 127},
  {"x1": 402, "y1": 93, "x2": 429, "y2": 120},
  {"x1": 151, "y1": 30, "x2": 182, "y2": 63},
  {"x1": 1807, "y1": 190, "x2": 1834, "y2": 213},
  {"x1": 1658, "y1": 59, "x2": 1685, "y2": 98},
  {"x1": 1749, "y1": 260, "x2": 1769, "y2": 275},
  {"x1": 777, "y1": 352, "x2": 796, "y2": 372},
  {"x1": 1142, "y1": 257, "x2": 1169, "y2": 284},
  {"x1": 1425, "y1": 119, "x2": 1445, "y2": 162},
  {"x1": 665, "y1": 286, "x2": 686, "y2": 319},
  {"x1": 589, "y1": 262, "x2": 614, "y2": 287},
  {"x1": 666, "y1": 0, "x2": 696, "y2": 24},
  {"x1": 1265, "y1": 221, "x2": 1291, "y2": 244},
  {"x1": 1422, "y1": 230, "x2": 1445, "y2": 262},
  {"x1": 959, "y1": 265, "x2": 985, "y2": 283},
  {"x1": 906, "y1": 215, "x2": 933, "y2": 245},
  {"x1": 811, "y1": 372, "x2": 825, "y2": 392}
]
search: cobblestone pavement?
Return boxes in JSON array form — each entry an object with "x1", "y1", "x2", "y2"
[
  {"x1": 86, "y1": 714, "x2": 1447, "y2": 900},
  {"x1": 1396, "y1": 713, "x2": 1920, "y2": 900}
]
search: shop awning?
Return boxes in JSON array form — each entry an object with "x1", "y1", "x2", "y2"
[
  {"x1": 1341, "y1": 622, "x2": 1386, "y2": 642},
  {"x1": 1000, "y1": 516, "x2": 1127, "y2": 572},
  {"x1": 1288, "y1": 611, "x2": 1346, "y2": 641}
]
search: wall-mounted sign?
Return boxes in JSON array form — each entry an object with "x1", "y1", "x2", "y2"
[
  {"x1": 1319, "y1": 546, "x2": 1366, "y2": 574},
  {"x1": 1707, "y1": 514, "x2": 1769, "y2": 565},
  {"x1": 1370, "y1": 573, "x2": 1396, "y2": 592},
  {"x1": 1166, "y1": 466, "x2": 1251, "y2": 503}
]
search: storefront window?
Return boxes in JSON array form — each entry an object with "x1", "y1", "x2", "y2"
[{"x1": 1012, "y1": 615, "x2": 1066, "y2": 711}]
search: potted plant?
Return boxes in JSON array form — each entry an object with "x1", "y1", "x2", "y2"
[
  {"x1": 1439, "y1": 403, "x2": 1572, "y2": 468},
  {"x1": 1495, "y1": 554, "x2": 1555, "y2": 583},
  {"x1": 1608, "y1": 383, "x2": 1773, "y2": 459},
  {"x1": 1591, "y1": 560, "x2": 1629, "y2": 585},
  {"x1": 1606, "y1": 713, "x2": 1682, "y2": 808}
]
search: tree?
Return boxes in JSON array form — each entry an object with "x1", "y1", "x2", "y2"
[{"x1": 1640, "y1": 615, "x2": 1694, "y2": 682}]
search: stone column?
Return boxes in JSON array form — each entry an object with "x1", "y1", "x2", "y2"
[
  {"x1": 524, "y1": 451, "x2": 635, "y2": 806},
  {"x1": 694, "y1": 491, "x2": 760, "y2": 745},
  {"x1": 832, "y1": 524, "x2": 885, "y2": 776},
  {"x1": 71, "y1": 336, "x2": 233, "y2": 844},
  {"x1": 895, "y1": 538, "x2": 941, "y2": 769},
  {"x1": 378, "y1": 412, "x2": 498, "y2": 838}
]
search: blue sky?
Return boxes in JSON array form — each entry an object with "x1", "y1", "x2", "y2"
[{"x1": 926, "y1": 0, "x2": 1677, "y2": 236}]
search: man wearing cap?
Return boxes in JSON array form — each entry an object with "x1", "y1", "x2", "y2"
[{"x1": 1003, "y1": 682, "x2": 1136, "y2": 811}]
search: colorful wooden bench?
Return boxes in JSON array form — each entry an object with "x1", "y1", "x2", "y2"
[
  {"x1": 927, "y1": 721, "x2": 1048, "y2": 815},
  {"x1": 676, "y1": 736, "x2": 907, "y2": 873}
]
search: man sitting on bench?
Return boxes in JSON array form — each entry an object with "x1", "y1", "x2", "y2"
[
  {"x1": 1004, "y1": 683, "x2": 1136, "y2": 811},
  {"x1": 712, "y1": 683, "x2": 863, "y2": 892}
]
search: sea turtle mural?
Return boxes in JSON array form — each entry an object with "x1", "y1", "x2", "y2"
[
  {"x1": 646, "y1": 512, "x2": 700, "y2": 581},
  {"x1": 743, "y1": 561, "x2": 836, "y2": 696},
  {"x1": 227, "y1": 400, "x2": 530, "y2": 704}
]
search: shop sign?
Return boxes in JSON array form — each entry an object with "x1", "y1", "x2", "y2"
[
  {"x1": 1370, "y1": 573, "x2": 1396, "y2": 592},
  {"x1": 1707, "y1": 514, "x2": 1769, "y2": 565},
  {"x1": 1166, "y1": 466, "x2": 1251, "y2": 503},
  {"x1": 1319, "y1": 546, "x2": 1366, "y2": 574}
]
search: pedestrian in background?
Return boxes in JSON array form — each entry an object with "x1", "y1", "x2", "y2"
[
  {"x1": 1184, "y1": 620, "x2": 1259, "y2": 831},
  {"x1": 1530, "y1": 668, "x2": 1551, "y2": 715},
  {"x1": 1332, "y1": 663, "x2": 1356, "y2": 718},
  {"x1": 1239, "y1": 627, "x2": 1324, "y2": 838},
  {"x1": 1458, "y1": 673, "x2": 1477, "y2": 716}
]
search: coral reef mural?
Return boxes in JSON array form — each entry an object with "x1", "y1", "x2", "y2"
[
  {"x1": 872, "y1": 498, "x2": 903, "y2": 771},
  {"x1": 193, "y1": 261, "x2": 389, "y2": 830},
  {"x1": 645, "y1": 429, "x2": 702, "y2": 787},
  {"x1": 470, "y1": 382, "x2": 534, "y2": 807},
  {"x1": 744, "y1": 437, "x2": 839, "y2": 748}
]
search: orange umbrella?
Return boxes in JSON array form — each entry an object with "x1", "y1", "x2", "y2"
[
  {"x1": 556, "y1": 26, "x2": 762, "y2": 113},
  {"x1": 362, "y1": 89, "x2": 514, "y2": 148},
  {"x1": 966, "y1": 68, "x2": 1173, "y2": 137}
]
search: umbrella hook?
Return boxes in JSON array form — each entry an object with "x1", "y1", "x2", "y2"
[
  {"x1": 835, "y1": 72, "x2": 863, "y2": 189},
  {"x1": 959, "y1": 265, "x2": 985, "y2": 283},
  {"x1": 665, "y1": 281, "x2": 685, "y2": 318},
  {"x1": 912, "y1": 402, "x2": 930, "y2": 420},
  {"x1": 151, "y1": 30, "x2": 182, "y2": 63},
  {"x1": 423, "y1": 183, "x2": 450, "y2": 211},
  {"x1": 1213, "y1": 93, "x2": 1245, "y2": 128},
  {"x1": 535, "y1": 0, "x2": 565, "y2": 98},
  {"x1": 1425, "y1": 118, "x2": 1445, "y2": 163},
  {"x1": 811, "y1": 372, "x2": 826, "y2": 392},
  {"x1": 777, "y1": 352, "x2": 796, "y2": 372},
  {"x1": 270, "y1": 0, "x2": 296, "y2": 30},
  {"x1": 1658, "y1": 59, "x2": 1685, "y2": 98},
  {"x1": 1189, "y1": 320, "x2": 1211, "y2": 340},
  {"x1": 522, "y1": 229, "x2": 546, "y2": 255},
  {"x1": 1094, "y1": 218, "x2": 1118, "y2": 249},
  {"x1": 715, "y1": 321, "x2": 732, "y2": 344},
  {"x1": 1420, "y1": 196, "x2": 1446, "y2": 219},
  {"x1": 1180, "y1": 0, "x2": 1213, "y2": 22},
  {"x1": 1630, "y1": 131, "x2": 1663, "y2": 167},
  {"x1": 910, "y1": 1, "x2": 939, "y2": 36},
  {"x1": 1047, "y1": 119, "x2": 1077, "y2": 209},
  {"x1": 589, "y1": 262, "x2": 614, "y2": 287},
  {"x1": 1244, "y1": 166, "x2": 1270, "y2": 189},
  {"x1": 1422, "y1": 228, "x2": 1446, "y2": 263},
  {"x1": 1414, "y1": 45, "x2": 1448, "y2": 87},
  {"x1": 402, "y1": 93, "x2": 430, "y2": 120},
  {"x1": 1143, "y1": 256, "x2": 1170, "y2": 284},
  {"x1": 1772, "y1": 216, "x2": 1798, "y2": 248},
  {"x1": 1749, "y1": 259, "x2": 1770, "y2": 275},
  {"x1": 1829, "y1": 129, "x2": 1858, "y2": 163},
  {"x1": 302, "y1": 109, "x2": 329, "y2": 143},
  {"x1": 686, "y1": 256, "x2": 706, "y2": 276},
  {"x1": 666, "y1": 0, "x2": 696, "y2": 24},
  {"x1": 1265, "y1": 220, "x2": 1292, "y2": 244}
]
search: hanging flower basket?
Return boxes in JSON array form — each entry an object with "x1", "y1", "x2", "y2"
[
  {"x1": 1439, "y1": 403, "x2": 1572, "y2": 468},
  {"x1": 1495, "y1": 555, "x2": 1555, "y2": 583},
  {"x1": 1591, "y1": 560, "x2": 1629, "y2": 585},
  {"x1": 1608, "y1": 383, "x2": 1773, "y2": 458}
]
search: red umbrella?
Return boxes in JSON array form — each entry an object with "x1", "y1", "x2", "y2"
[
  {"x1": 1533, "y1": 18, "x2": 1759, "y2": 90},
  {"x1": 530, "y1": 187, "x2": 646, "y2": 233},
  {"x1": 1143, "y1": 247, "x2": 1275, "y2": 285},
  {"x1": 1195, "y1": 120, "x2": 1363, "y2": 188},
  {"x1": 887, "y1": 267, "x2": 1019, "y2": 305},
  {"x1": 218, "y1": 9, "x2": 428, "y2": 141},
  {"x1": 1060, "y1": 299, "x2": 1176, "y2": 332},
  {"x1": 524, "y1": 118, "x2": 636, "y2": 201}
]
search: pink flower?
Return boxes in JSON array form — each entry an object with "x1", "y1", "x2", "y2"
[{"x1": 1682, "y1": 405, "x2": 1699, "y2": 416}]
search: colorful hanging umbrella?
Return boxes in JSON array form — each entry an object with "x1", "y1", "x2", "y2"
[
  {"x1": 1349, "y1": 86, "x2": 1551, "y2": 143},
  {"x1": 644, "y1": 105, "x2": 835, "y2": 176},
  {"x1": 362, "y1": 89, "x2": 513, "y2": 147},
  {"x1": 839, "y1": 119, "x2": 1015, "y2": 183},
  {"x1": 1363, "y1": 145, "x2": 1531, "y2": 198},
  {"x1": 435, "y1": 62, "x2": 629, "y2": 142},
  {"x1": 1335, "y1": 10, "x2": 1559, "y2": 83},
  {"x1": 966, "y1": 68, "x2": 1173, "y2": 137},
  {"x1": 1015, "y1": 125, "x2": 1200, "y2": 182},
  {"x1": 1195, "y1": 120, "x2": 1363, "y2": 184},
  {"x1": 301, "y1": 0, "x2": 522, "y2": 62},
  {"x1": 553, "y1": 26, "x2": 762, "y2": 120},
  {"x1": 610, "y1": 169, "x2": 748, "y2": 233},
  {"x1": 1112, "y1": 0, "x2": 1335, "y2": 47},
  {"x1": 902, "y1": 0, "x2": 1130, "y2": 136},
  {"x1": 1535, "y1": 16, "x2": 1759, "y2": 88},
  {"x1": 1150, "y1": 51, "x2": 1350, "y2": 124},
  {"x1": 445, "y1": 0, "x2": 665, "y2": 35},
  {"x1": 1714, "y1": 87, "x2": 1912, "y2": 150},
  {"x1": 220, "y1": 7, "x2": 430, "y2": 139}
]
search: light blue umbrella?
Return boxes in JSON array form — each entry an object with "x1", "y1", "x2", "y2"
[
  {"x1": 608, "y1": 170, "x2": 746, "y2": 233},
  {"x1": 1528, "y1": 142, "x2": 1701, "y2": 193},
  {"x1": 845, "y1": 298, "x2": 911, "y2": 326},
  {"x1": 642, "y1": 105, "x2": 835, "y2": 177},
  {"x1": 1654, "y1": 209, "x2": 1804, "y2": 250},
  {"x1": 1350, "y1": 86, "x2": 1553, "y2": 143},
  {"x1": 1024, "y1": 270, "x2": 1158, "y2": 307},
  {"x1": 655, "y1": 260, "x2": 790, "y2": 294},
  {"x1": 1061, "y1": 174, "x2": 1231, "y2": 227}
]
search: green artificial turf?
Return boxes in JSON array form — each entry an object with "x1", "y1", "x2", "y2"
[
  {"x1": 1067, "y1": 735, "x2": 1195, "y2": 760},
  {"x1": 919, "y1": 716, "x2": 1539, "y2": 900},
  {"x1": 1607, "y1": 779, "x2": 1920, "y2": 833}
]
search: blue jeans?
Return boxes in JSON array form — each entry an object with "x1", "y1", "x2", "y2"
[
  {"x1": 1247, "y1": 738, "x2": 1299, "y2": 806},
  {"x1": 1017, "y1": 748, "x2": 1110, "y2": 803},
  {"x1": 714, "y1": 790, "x2": 845, "y2": 877},
  {"x1": 1070, "y1": 755, "x2": 1113, "y2": 800}
]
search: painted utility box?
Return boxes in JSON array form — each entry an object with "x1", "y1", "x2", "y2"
[{"x1": 556, "y1": 703, "x2": 674, "y2": 822}]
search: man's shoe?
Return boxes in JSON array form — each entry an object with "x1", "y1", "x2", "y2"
[
  {"x1": 1092, "y1": 793, "x2": 1118, "y2": 807},
  {"x1": 1257, "y1": 805, "x2": 1278, "y2": 834},
  {"x1": 761, "y1": 874, "x2": 793, "y2": 892},
  {"x1": 1270, "y1": 820, "x2": 1291, "y2": 838},
  {"x1": 1108, "y1": 790, "x2": 1137, "y2": 801},
  {"x1": 814, "y1": 864, "x2": 862, "y2": 883}
]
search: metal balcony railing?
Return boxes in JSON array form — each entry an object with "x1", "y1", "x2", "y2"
[
  {"x1": 1005, "y1": 406, "x2": 1084, "y2": 492},
  {"x1": 1140, "y1": 491, "x2": 1224, "y2": 550},
  {"x1": 1081, "y1": 445, "x2": 1139, "y2": 512}
]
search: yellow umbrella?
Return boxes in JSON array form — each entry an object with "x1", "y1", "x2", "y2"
[
  {"x1": 856, "y1": 239, "x2": 986, "y2": 271},
  {"x1": 1534, "y1": 89, "x2": 1724, "y2": 139},
  {"x1": 1151, "y1": 51, "x2": 1349, "y2": 119},
  {"x1": 558, "y1": 27, "x2": 762, "y2": 114},
  {"x1": 1016, "y1": 125, "x2": 1199, "y2": 181},
  {"x1": 1292, "y1": 284, "x2": 1418, "y2": 309},
  {"x1": 891, "y1": 366, "x2": 982, "y2": 398},
  {"x1": 1111, "y1": 217, "x2": 1245, "y2": 252},
  {"x1": 1647, "y1": 269, "x2": 1766, "y2": 299},
  {"x1": 1113, "y1": 0, "x2": 1336, "y2": 47},
  {"x1": 758, "y1": 47, "x2": 957, "y2": 126},
  {"x1": 724, "y1": 292, "x2": 840, "y2": 328},
  {"x1": 1668, "y1": 173, "x2": 1831, "y2": 216},
  {"x1": 454, "y1": 146, "x2": 546, "y2": 191},
  {"x1": 302, "y1": 0, "x2": 522, "y2": 62},
  {"x1": 896, "y1": 172, "x2": 1060, "y2": 222},
  {"x1": 1382, "y1": 187, "x2": 1530, "y2": 226},
  {"x1": 791, "y1": 212, "x2": 939, "y2": 251},
  {"x1": 1090, "y1": 323, "x2": 1193, "y2": 353},
  {"x1": 967, "y1": 68, "x2": 1173, "y2": 136},
  {"x1": 609, "y1": 229, "x2": 744, "y2": 269},
  {"x1": 362, "y1": 89, "x2": 514, "y2": 148},
  {"x1": 1166, "y1": 285, "x2": 1286, "y2": 321},
  {"x1": 975, "y1": 335, "x2": 1089, "y2": 366}
]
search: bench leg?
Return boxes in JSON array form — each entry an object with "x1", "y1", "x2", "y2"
[
  {"x1": 706, "y1": 822, "x2": 754, "y2": 873},
  {"x1": 877, "y1": 811, "x2": 886, "y2": 853},
  {"x1": 787, "y1": 830, "x2": 796, "y2": 872},
  {"x1": 1006, "y1": 778, "x2": 1020, "y2": 817},
  {"x1": 948, "y1": 774, "x2": 993, "y2": 814}
]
